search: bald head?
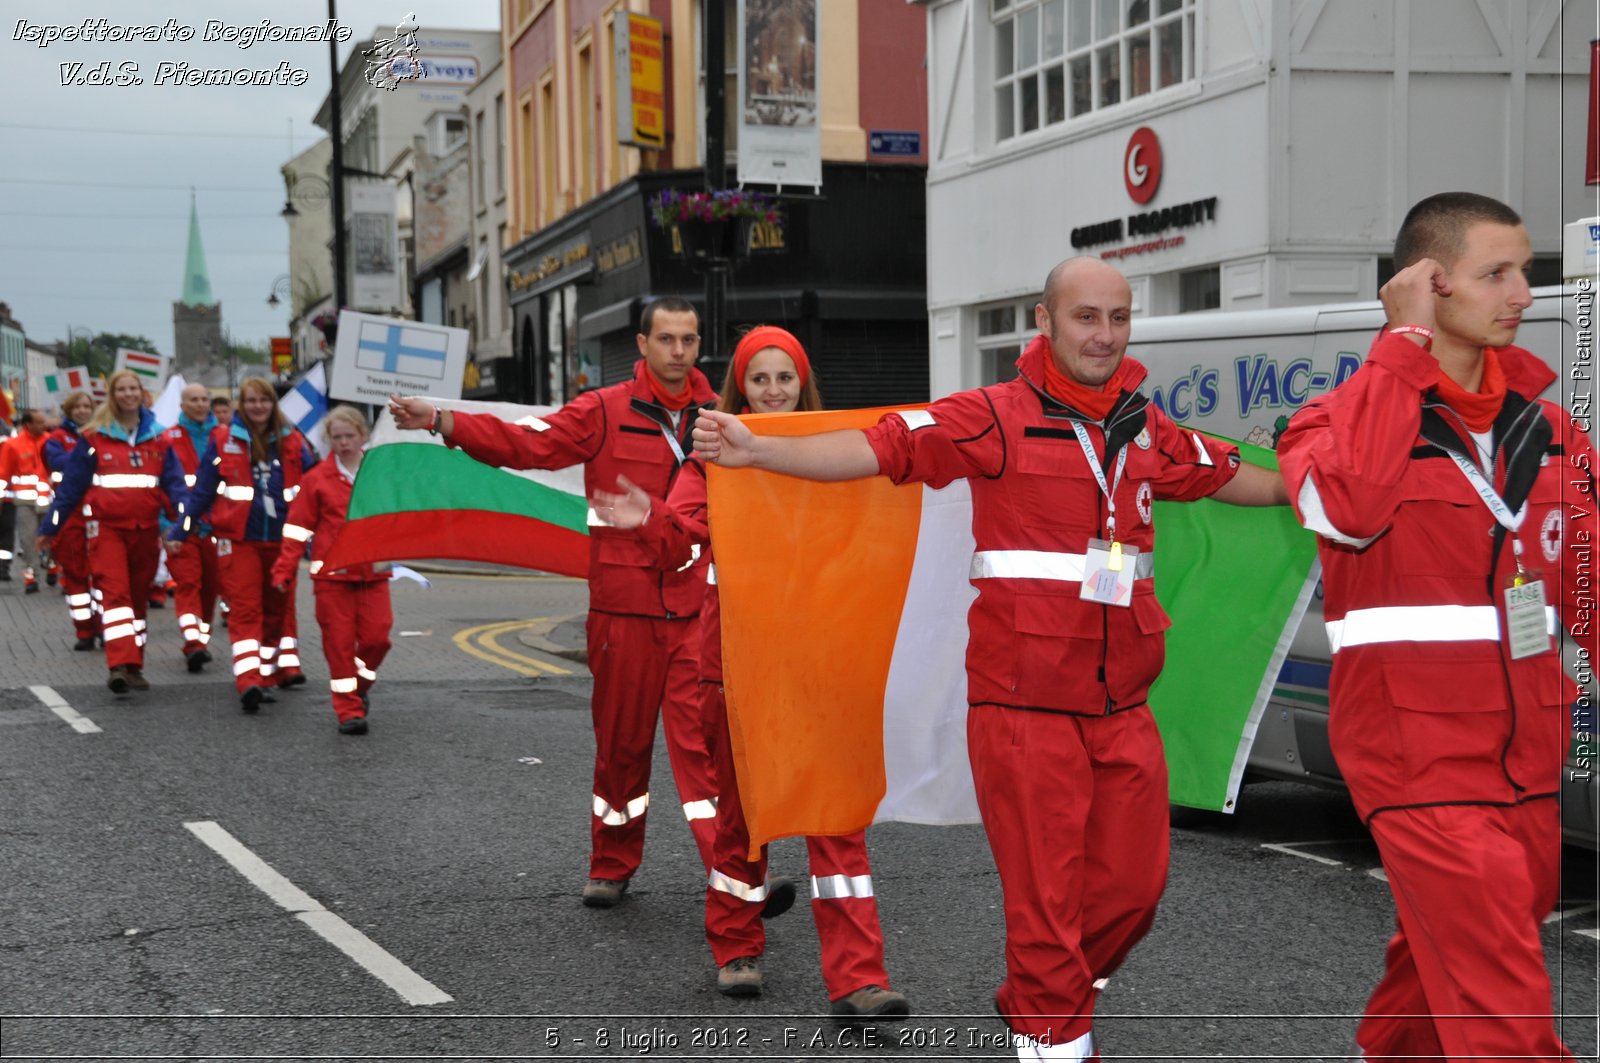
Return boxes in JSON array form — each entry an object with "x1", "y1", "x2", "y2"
[
  {"x1": 181, "y1": 383, "x2": 212, "y2": 424},
  {"x1": 1033, "y1": 256, "x2": 1134, "y2": 389},
  {"x1": 1042, "y1": 256, "x2": 1131, "y2": 315}
]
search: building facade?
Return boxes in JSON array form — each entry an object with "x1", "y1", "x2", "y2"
[
  {"x1": 0, "y1": 303, "x2": 25, "y2": 413},
  {"x1": 921, "y1": 0, "x2": 1592, "y2": 396},
  {"x1": 464, "y1": 59, "x2": 514, "y2": 399},
  {"x1": 281, "y1": 138, "x2": 336, "y2": 373},
  {"x1": 497, "y1": 0, "x2": 931, "y2": 409}
]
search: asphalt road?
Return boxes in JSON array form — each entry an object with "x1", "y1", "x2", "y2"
[{"x1": 2, "y1": 570, "x2": 1596, "y2": 1061}]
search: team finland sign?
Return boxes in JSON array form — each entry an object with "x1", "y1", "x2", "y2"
[{"x1": 328, "y1": 310, "x2": 468, "y2": 404}]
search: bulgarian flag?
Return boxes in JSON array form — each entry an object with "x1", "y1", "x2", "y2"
[
  {"x1": 708, "y1": 408, "x2": 1320, "y2": 855},
  {"x1": 320, "y1": 399, "x2": 589, "y2": 578}
]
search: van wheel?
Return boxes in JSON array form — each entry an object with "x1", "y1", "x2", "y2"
[{"x1": 1169, "y1": 803, "x2": 1233, "y2": 831}]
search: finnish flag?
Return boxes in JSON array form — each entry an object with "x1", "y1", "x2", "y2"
[
  {"x1": 355, "y1": 321, "x2": 450, "y2": 380},
  {"x1": 279, "y1": 363, "x2": 329, "y2": 454}
]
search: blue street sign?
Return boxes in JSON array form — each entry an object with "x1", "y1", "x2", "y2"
[{"x1": 868, "y1": 130, "x2": 921, "y2": 158}]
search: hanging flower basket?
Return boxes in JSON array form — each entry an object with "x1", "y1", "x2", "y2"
[{"x1": 650, "y1": 189, "x2": 781, "y2": 263}]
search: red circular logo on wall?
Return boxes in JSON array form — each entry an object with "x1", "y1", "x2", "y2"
[{"x1": 1124, "y1": 127, "x2": 1162, "y2": 205}]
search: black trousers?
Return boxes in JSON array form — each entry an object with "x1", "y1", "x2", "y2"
[{"x1": 0, "y1": 500, "x2": 14, "y2": 575}]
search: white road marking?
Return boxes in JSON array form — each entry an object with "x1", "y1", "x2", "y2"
[
  {"x1": 1367, "y1": 867, "x2": 1389, "y2": 882},
  {"x1": 30, "y1": 685, "x2": 101, "y2": 734},
  {"x1": 1259, "y1": 840, "x2": 1349, "y2": 867},
  {"x1": 183, "y1": 820, "x2": 452, "y2": 1006},
  {"x1": 1544, "y1": 904, "x2": 1598, "y2": 925},
  {"x1": 1577, "y1": 928, "x2": 1600, "y2": 941}
]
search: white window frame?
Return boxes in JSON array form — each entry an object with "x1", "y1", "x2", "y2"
[
  {"x1": 990, "y1": 0, "x2": 1196, "y2": 143},
  {"x1": 974, "y1": 297, "x2": 1037, "y2": 385}
]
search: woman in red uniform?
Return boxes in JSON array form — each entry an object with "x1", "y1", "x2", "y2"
[
  {"x1": 171, "y1": 377, "x2": 317, "y2": 712},
  {"x1": 40, "y1": 371, "x2": 187, "y2": 692},
  {"x1": 595, "y1": 326, "x2": 910, "y2": 1018},
  {"x1": 41, "y1": 390, "x2": 99, "y2": 649},
  {"x1": 271, "y1": 405, "x2": 393, "y2": 736}
]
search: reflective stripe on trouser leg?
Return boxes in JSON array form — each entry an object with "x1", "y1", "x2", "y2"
[
  {"x1": 352, "y1": 578, "x2": 394, "y2": 691},
  {"x1": 1013, "y1": 1032, "x2": 1095, "y2": 1061},
  {"x1": 807, "y1": 831, "x2": 891, "y2": 1001},
  {"x1": 54, "y1": 520, "x2": 96, "y2": 639},
  {"x1": 702, "y1": 682, "x2": 768, "y2": 966},
  {"x1": 593, "y1": 792, "x2": 650, "y2": 825},
  {"x1": 276, "y1": 635, "x2": 299, "y2": 670},
  {"x1": 218, "y1": 541, "x2": 272, "y2": 692},
  {"x1": 88, "y1": 525, "x2": 159, "y2": 670},
  {"x1": 168, "y1": 535, "x2": 220, "y2": 651},
  {"x1": 313, "y1": 579, "x2": 370, "y2": 722},
  {"x1": 656, "y1": 614, "x2": 718, "y2": 874}
]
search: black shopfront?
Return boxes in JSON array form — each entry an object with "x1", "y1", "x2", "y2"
[{"x1": 495, "y1": 162, "x2": 928, "y2": 410}]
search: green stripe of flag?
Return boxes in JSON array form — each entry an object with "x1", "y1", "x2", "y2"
[{"x1": 349, "y1": 442, "x2": 589, "y2": 534}]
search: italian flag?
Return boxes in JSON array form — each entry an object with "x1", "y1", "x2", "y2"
[
  {"x1": 321, "y1": 400, "x2": 589, "y2": 578},
  {"x1": 43, "y1": 366, "x2": 91, "y2": 396},
  {"x1": 707, "y1": 408, "x2": 1320, "y2": 855}
]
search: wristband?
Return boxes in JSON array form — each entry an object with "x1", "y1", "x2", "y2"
[
  {"x1": 1388, "y1": 324, "x2": 1434, "y2": 348},
  {"x1": 427, "y1": 406, "x2": 441, "y2": 436}
]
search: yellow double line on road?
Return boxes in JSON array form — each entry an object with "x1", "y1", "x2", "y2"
[{"x1": 453, "y1": 618, "x2": 575, "y2": 677}]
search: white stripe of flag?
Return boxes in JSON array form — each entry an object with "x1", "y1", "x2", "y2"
[{"x1": 115, "y1": 348, "x2": 168, "y2": 386}]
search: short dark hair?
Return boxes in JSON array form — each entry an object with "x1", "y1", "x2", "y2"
[
  {"x1": 1394, "y1": 192, "x2": 1523, "y2": 271},
  {"x1": 639, "y1": 296, "x2": 699, "y2": 336},
  {"x1": 210, "y1": 395, "x2": 230, "y2": 407}
]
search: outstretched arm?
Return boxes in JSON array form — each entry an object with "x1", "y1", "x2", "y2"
[
  {"x1": 692, "y1": 409, "x2": 879, "y2": 482},
  {"x1": 1209, "y1": 462, "x2": 1289, "y2": 506}
]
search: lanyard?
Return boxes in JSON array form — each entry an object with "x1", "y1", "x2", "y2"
[
  {"x1": 1445, "y1": 448, "x2": 1531, "y2": 573},
  {"x1": 658, "y1": 421, "x2": 686, "y2": 465},
  {"x1": 1071, "y1": 420, "x2": 1129, "y2": 538}
]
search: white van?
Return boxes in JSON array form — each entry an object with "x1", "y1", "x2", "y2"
[{"x1": 1129, "y1": 284, "x2": 1597, "y2": 846}]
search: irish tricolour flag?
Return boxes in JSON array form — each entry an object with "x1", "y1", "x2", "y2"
[
  {"x1": 42, "y1": 365, "x2": 91, "y2": 397},
  {"x1": 320, "y1": 400, "x2": 589, "y2": 578},
  {"x1": 706, "y1": 408, "x2": 1320, "y2": 855}
]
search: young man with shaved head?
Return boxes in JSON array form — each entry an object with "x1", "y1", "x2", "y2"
[
  {"x1": 1280, "y1": 192, "x2": 1593, "y2": 1061},
  {"x1": 694, "y1": 256, "x2": 1287, "y2": 1061}
]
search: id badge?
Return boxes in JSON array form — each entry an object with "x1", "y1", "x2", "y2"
[
  {"x1": 85, "y1": 520, "x2": 99, "y2": 540},
  {"x1": 1504, "y1": 578, "x2": 1551, "y2": 659},
  {"x1": 216, "y1": 538, "x2": 233, "y2": 558},
  {"x1": 1080, "y1": 538, "x2": 1137, "y2": 607}
]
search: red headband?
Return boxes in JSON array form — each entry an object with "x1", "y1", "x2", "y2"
[{"x1": 731, "y1": 325, "x2": 810, "y2": 395}]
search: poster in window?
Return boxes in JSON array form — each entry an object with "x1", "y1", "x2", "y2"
[
  {"x1": 738, "y1": 0, "x2": 821, "y2": 190},
  {"x1": 349, "y1": 179, "x2": 402, "y2": 311}
]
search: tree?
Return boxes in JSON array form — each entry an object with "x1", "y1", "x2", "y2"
[{"x1": 68, "y1": 333, "x2": 163, "y2": 379}]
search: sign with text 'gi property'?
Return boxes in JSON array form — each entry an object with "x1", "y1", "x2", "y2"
[{"x1": 328, "y1": 310, "x2": 468, "y2": 404}]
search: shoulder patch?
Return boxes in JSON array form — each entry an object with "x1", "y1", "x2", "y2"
[{"x1": 1134, "y1": 427, "x2": 1151, "y2": 450}]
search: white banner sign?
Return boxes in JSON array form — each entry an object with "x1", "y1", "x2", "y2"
[
  {"x1": 349, "y1": 178, "x2": 402, "y2": 311},
  {"x1": 737, "y1": 0, "x2": 821, "y2": 190},
  {"x1": 328, "y1": 310, "x2": 468, "y2": 404}
]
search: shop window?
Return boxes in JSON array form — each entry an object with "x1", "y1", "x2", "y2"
[
  {"x1": 1178, "y1": 265, "x2": 1220, "y2": 312},
  {"x1": 975, "y1": 296, "x2": 1035, "y2": 384},
  {"x1": 993, "y1": 0, "x2": 1194, "y2": 141}
]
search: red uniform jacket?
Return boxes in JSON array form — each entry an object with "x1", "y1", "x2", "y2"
[
  {"x1": 271, "y1": 456, "x2": 386, "y2": 584},
  {"x1": 181, "y1": 423, "x2": 312, "y2": 541},
  {"x1": 0, "y1": 432, "x2": 49, "y2": 509},
  {"x1": 45, "y1": 409, "x2": 186, "y2": 534},
  {"x1": 634, "y1": 460, "x2": 722, "y2": 677},
  {"x1": 1279, "y1": 332, "x2": 1597, "y2": 820},
  {"x1": 863, "y1": 337, "x2": 1241, "y2": 715},
  {"x1": 447, "y1": 360, "x2": 716, "y2": 618}
]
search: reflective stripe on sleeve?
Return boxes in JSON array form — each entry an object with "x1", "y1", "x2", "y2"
[
  {"x1": 219, "y1": 484, "x2": 255, "y2": 501},
  {"x1": 1326, "y1": 604, "x2": 1557, "y2": 653},
  {"x1": 1296, "y1": 474, "x2": 1381, "y2": 549},
  {"x1": 897, "y1": 409, "x2": 935, "y2": 430},
  {"x1": 282, "y1": 524, "x2": 312, "y2": 542},
  {"x1": 810, "y1": 873, "x2": 875, "y2": 900},
  {"x1": 970, "y1": 549, "x2": 1154, "y2": 582}
]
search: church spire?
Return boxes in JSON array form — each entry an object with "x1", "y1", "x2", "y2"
[{"x1": 180, "y1": 190, "x2": 215, "y2": 307}]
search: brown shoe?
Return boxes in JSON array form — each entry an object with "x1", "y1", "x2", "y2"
[
  {"x1": 580, "y1": 877, "x2": 629, "y2": 908},
  {"x1": 124, "y1": 668, "x2": 150, "y2": 691},
  {"x1": 106, "y1": 667, "x2": 130, "y2": 694},
  {"x1": 830, "y1": 984, "x2": 910, "y2": 1020},
  {"x1": 716, "y1": 955, "x2": 763, "y2": 997}
]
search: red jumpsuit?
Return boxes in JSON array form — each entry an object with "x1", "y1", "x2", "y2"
[
  {"x1": 1279, "y1": 333, "x2": 1594, "y2": 1063},
  {"x1": 445, "y1": 360, "x2": 720, "y2": 880},
  {"x1": 42, "y1": 423, "x2": 96, "y2": 642},
  {"x1": 164, "y1": 420, "x2": 222, "y2": 659},
  {"x1": 176, "y1": 423, "x2": 314, "y2": 694},
  {"x1": 861, "y1": 337, "x2": 1239, "y2": 1056},
  {"x1": 43, "y1": 409, "x2": 187, "y2": 671},
  {"x1": 271, "y1": 456, "x2": 392, "y2": 724},
  {"x1": 637, "y1": 458, "x2": 895, "y2": 1002}
]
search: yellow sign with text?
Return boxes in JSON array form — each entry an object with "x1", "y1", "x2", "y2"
[{"x1": 615, "y1": 12, "x2": 665, "y2": 149}]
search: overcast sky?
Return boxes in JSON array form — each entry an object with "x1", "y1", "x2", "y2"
[{"x1": 0, "y1": 0, "x2": 500, "y2": 354}]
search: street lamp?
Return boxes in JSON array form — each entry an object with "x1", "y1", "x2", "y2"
[
  {"x1": 266, "y1": 275, "x2": 293, "y2": 308},
  {"x1": 281, "y1": 173, "x2": 330, "y2": 219}
]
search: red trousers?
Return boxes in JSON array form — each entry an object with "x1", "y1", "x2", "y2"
[
  {"x1": 586, "y1": 611, "x2": 718, "y2": 881},
  {"x1": 219, "y1": 539, "x2": 295, "y2": 694},
  {"x1": 87, "y1": 523, "x2": 159, "y2": 670},
  {"x1": 968, "y1": 704, "x2": 1169, "y2": 1050},
  {"x1": 313, "y1": 578, "x2": 393, "y2": 722},
  {"x1": 1357, "y1": 799, "x2": 1574, "y2": 1062},
  {"x1": 52, "y1": 518, "x2": 97, "y2": 641},
  {"x1": 167, "y1": 534, "x2": 220, "y2": 654},
  {"x1": 702, "y1": 683, "x2": 891, "y2": 1000}
]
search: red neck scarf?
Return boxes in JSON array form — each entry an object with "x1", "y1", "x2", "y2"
[
  {"x1": 1041, "y1": 355, "x2": 1129, "y2": 421},
  {"x1": 1433, "y1": 347, "x2": 1506, "y2": 433},
  {"x1": 645, "y1": 370, "x2": 694, "y2": 410}
]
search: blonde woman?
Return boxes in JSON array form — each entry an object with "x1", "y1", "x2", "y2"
[
  {"x1": 39, "y1": 371, "x2": 187, "y2": 692},
  {"x1": 271, "y1": 405, "x2": 393, "y2": 735},
  {"x1": 170, "y1": 377, "x2": 317, "y2": 712}
]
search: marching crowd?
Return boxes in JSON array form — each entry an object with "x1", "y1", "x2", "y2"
[{"x1": 4, "y1": 191, "x2": 1592, "y2": 1061}]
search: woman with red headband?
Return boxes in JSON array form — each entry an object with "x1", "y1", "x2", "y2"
[{"x1": 594, "y1": 325, "x2": 910, "y2": 1019}]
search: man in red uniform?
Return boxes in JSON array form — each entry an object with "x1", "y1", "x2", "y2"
[
  {"x1": 694, "y1": 258, "x2": 1287, "y2": 1060},
  {"x1": 389, "y1": 297, "x2": 724, "y2": 908},
  {"x1": 164, "y1": 383, "x2": 222, "y2": 671},
  {"x1": 1278, "y1": 193, "x2": 1594, "y2": 1063},
  {"x1": 0, "y1": 409, "x2": 51, "y2": 593}
]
